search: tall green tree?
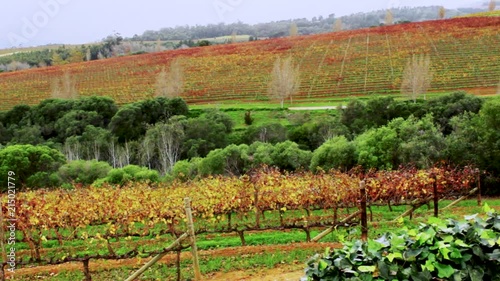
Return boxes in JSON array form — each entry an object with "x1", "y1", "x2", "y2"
[
  {"x1": 0, "y1": 145, "x2": 66, "y2": 190},
  {"x1": 310, "y1": 136, "x2": 356, "y2": 172}
]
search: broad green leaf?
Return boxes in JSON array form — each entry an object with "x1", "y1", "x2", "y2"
[
  {"x1": 368, "y1": 240, "x2": 384, "y2": 252},
  {"x1": 403, "y1": 248, "x2": 423, "y2": 261},
  {"x1": 377, "y1": 261, "x2": 390, "y2": 279},
  {"x1": 439, "y1": 247, "x2": 451, "y2": 260},
  {"x1": 390, "y1": 236, "x2": 406, "y2": 251},
  {"x1": 454, "y1": 239, "x2": 469, "y2": 248},
  {"x1": 469, "y1": 268, "x2": 484, "y2": 281},
  {"x1": 358, "y1": 265, "x2": 376, "y2": 273},
  {"x1": 442, "y1": 235, "x2": 454, "y2": 243},
  {"x1": 375, "y1": 234, "x2": 391, "y2": 247},
  {"x1": 417, "y1": 232, "x2": 432, "y2": 245},
  {"x1": 487, "y1": 249, "x2": 500, "y2": 262},
  {"x1": 324, "y1": 247, "x2": 331, "y2": 256},
  {"x1": 411, "y1": 270, "x2": 432, "y2": 281},
  {"x1": 482, "y1": 203, "x2": 492, "y2": 213},
  {"x1": 424, "y1": 259, "x2": 435, "y2": 272},
  {"x1": 319, "y1": 260, "x2": 328, "y2": 270},
  {"x1": 407, "y1": 229, "x2": 417, "y2": 237},
  {"x1": 464, "y1": 214, "x2": 478, "y2": 221},
  {"x1": 434, "y1": 262, "x2": 454, "y2": 278},
  {"x1": 450, "y1": 248, "x2": 462, "y2": 259},
  {"x1": 387, "y1": 252, "x2": 402, "y2": 262}
]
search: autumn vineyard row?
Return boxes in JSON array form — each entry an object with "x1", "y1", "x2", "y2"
[
  {"x1": 0, "y1": 17, "x2": 499, "y2": 110},
  {"x1": 1, "y1": 166, "x2": 477, "y2": 263}
]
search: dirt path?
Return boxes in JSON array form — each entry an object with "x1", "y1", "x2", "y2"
[
  {"x1": 209, "y1": 265, "x2": 305, "y2": 281},
  {"x1": 9, "y1": 242, "x2": 339, "y2": 279},
  {"x1": 288, "y1": 106, "x2": 345, "y2": 111}
]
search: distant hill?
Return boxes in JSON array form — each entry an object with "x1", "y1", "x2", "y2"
[
  {"x1": 130, "y1": 6, "x2": 484, "y2": 41},
  {"x1": 0, "y1": 16, "x2": 498, "y2": 111}
]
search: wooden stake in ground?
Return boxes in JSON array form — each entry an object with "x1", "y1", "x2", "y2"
[
  {"x1": 433, "y1": 174, "x2": 439, "y2": 218},
  {"x1": 441, "y1": 188, "x2": 479, "y2": 211},
  {"x1": 360, "y1": 181, "x2": 368, "y2": 242},
  {"x1": 390, "y1": 198, "x2": 425, "y2": 223},
  {"x1": 184, "y1": 198, "x2": 202, "y2": 281},
  {"x1": 124, "y1": 233, "x2": 188, "y2": 281},
  {"x1": 477, "y1": 169, "x2": 482, "y2": 207},
  {"x1": 312, "y1": 210, "x2": 361, "y2": 242}
]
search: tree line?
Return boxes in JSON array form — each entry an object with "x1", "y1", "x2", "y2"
[
  {"x1": 134, "y1": 6, "x2": 478, "y2": 42},
  {"x1": 1, "y1": 92, "x2": 499, "y2": 193}
]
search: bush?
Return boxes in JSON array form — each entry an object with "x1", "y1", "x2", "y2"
[
  {"x1": 0, "y1": 144, "x2": 66, "y2": 191},
  {"x1": 171, "y1": 158, "x2": 202, "y2": 181},
  {"x1": 26, "y1": 172, "x2": 61, "y2": 189},
  {"x1": 305, "y1": 208, "x2": 500, "y2": 281},
  {"x1": 100, "y1": 165, "x2": 159, "y2": 185},
  {"x1": 244, "y1": 111, "x2": 254, "y2": 125},
  {"x1": 198, "y1": 144, "x2": 249, "y2": 176},
  {"x1": 58, "y1": 160, "x2": 112, "y2": 185},
  {"x1": 310, "y1": 136, "x2": 356, "y2": 172}
]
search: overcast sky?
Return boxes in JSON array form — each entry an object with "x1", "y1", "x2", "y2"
[{"x1": 0, "y1": 0, "x2": 482, "y2": 49}]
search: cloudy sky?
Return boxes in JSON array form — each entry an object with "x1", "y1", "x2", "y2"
[{"x1": 0, "y1": 0, "x2": 482, "y2": 48}]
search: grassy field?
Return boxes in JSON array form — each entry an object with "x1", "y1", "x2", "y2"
[
  {"x1": 7, "y1": 198, "x2": 498, "y2": 280},
  {"x1": 459, "y1": 10, "x2": 500, "y2": 17}
]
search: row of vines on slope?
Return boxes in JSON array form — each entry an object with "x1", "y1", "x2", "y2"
[
  {"x1": 0, "y1": 17, "x2": 499, "y2": 110},
  {"x1": 1, "y1": 166, "x2": 478, "y2": 265}
]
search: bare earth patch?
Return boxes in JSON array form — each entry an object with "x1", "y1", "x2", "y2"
[{"x1": 9, "y1": 242, "x2": 340, "y2": 279}]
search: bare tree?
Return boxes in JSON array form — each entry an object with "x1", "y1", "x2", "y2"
[
  {"x1": 146, "y1": 121, "x2": 184, "y2": 175},
  {"x1": 108, "y1": 138, "x2": 118, "y2": 168},
  {"x1": 155, "y1": 58, "x2": 184, "y2": 98},
  {"x1": 231, "y1": 30, "x2": 237, "y2": 43},
  {"x1": 140, "y1": 137, "x2": 154, "y2": 169},
  {"x1": 385, "y1": 9, "x2": 394, "y2": 25},
  {"x1": 438, "y1": 6, "x2": 446, "y2": 19},
  {"x1": 401, "y1": 54, "x2": 433, "y2": 103},
  {"x1": 6, "y1": 61, "x2": 31, "y2": 71},
  {"x1": 155, "y1": 38, "x2": 163, "y2": 53},
  {"x1": 289, "y1": 22, "x2": 299, "y2": 37},
  {"x1": 333, "y1": 19, "x2": 343, "y2": 32},
  {"x1": 51, "y1": 71, "x2": 79, "y2": 99},
  {"x1": 489, "y1": 0, "x2": 496, "y2": 11},
  {"x1": 268, "y1": 56, "x2": 301, "y2": 108},
  {"x1": 64, "y1": 137, "x2": 81, "y2": 162},
  {"x1": 85, "y1": 48, "x2": 91, "y2": 61}
]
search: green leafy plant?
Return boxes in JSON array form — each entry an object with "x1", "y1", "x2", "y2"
[{"x1": 305, "y1": 207, "x2": 500, "y2": 281}]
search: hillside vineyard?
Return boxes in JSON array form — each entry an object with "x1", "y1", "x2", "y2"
[{"x1": 0, "y1": 17, "x2": 499, "y2": 110}]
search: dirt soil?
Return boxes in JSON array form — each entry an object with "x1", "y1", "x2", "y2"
[{"x1": 8, "y1": 242, "x2": 340, "y2": 280}]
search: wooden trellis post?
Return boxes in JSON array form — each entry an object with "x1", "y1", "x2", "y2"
[
  {"x1": 360, "y1": 181, "x2": 368, "y2": 241},
  {"x1": 124, "y1": 197, "x2": 201, "y2": 281},
  {"x1": 184, "y1": 198, "x2": 202, "y2": 281}
]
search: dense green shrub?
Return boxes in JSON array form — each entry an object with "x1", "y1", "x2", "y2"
[
  {"x1": 26, "y1": 172, "x2": 61, "y2": 189},
  {"x1": 0, "y1": 144, "x2": 66, "y2": 191},
  {"x1": 170, "y1": 158, "x2": 202, "y2": 181},
  {"x1": 305, "y1": 208, "x2": 500, "y2": 281},
  {"x1": 58, "y1": 160, "x2": 112, "y2": 185},
  {"x1": 198, "y1": 144, "x2": 249, "y2": 176},
  {"x1": 310, "y1": 136, "x2": 356, "y2": 172},
  {"x1": 100, "y1": 165, "x2": 159, "y2": 185},
  {"x1": 270, "y1": 141, "x2": 312, "y2": 171}
]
